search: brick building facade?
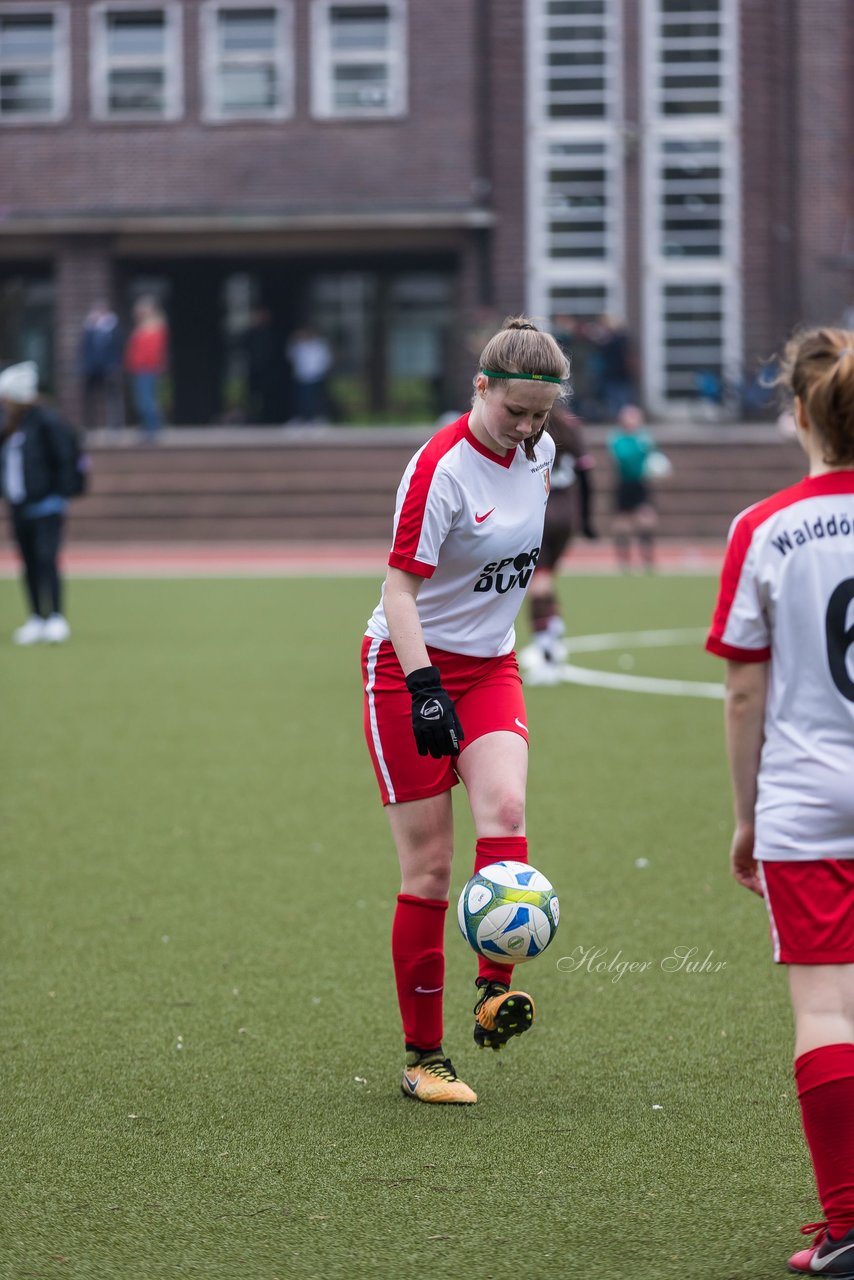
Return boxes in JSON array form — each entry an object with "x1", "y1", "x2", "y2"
[{"x1": 0, "y1": 0, "x2": 851, "y2": 425}]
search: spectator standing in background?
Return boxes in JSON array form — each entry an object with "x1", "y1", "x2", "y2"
[
  {"x1": 285, "y1": 326, "x2": 332, "y2": 423},
  {"x1": 0, "y1": 361, "x2": 78, "y2": 645},
  {"x1": 79, "y1": 301, "x2": 124, "y2": 431},
  {"x1": 594, "y1": 315, "x2": 635, "y2": 418},
  {"x1": 125, "y1": 297, "x2": 168, "y2": 441},
  {"x1": 607, "y1": 403, "x2": 659, "y2": 572},
  {"x1": 243, "y1": 306, "x2": 279, "y2": 424}
]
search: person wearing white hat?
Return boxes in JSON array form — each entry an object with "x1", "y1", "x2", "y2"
[{"x1": 0, "y1": 361, "x2": 78, "y2": 644}]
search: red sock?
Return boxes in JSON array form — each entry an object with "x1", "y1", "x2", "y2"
[
  {"x1": 392, "y1": 894, "x2": 447, "y2": 1053},
  {"x1": 796, "y1": 1043, "x2": 854, "y2": 1236},
  {"x1": 473, "y1": 836, "x2": 528, "y2": 987}
]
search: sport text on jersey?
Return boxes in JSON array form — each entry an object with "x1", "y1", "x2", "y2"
[
  {"x1": 474, "y1": 548, "x2": 540, "y2": 594},
  {"x1": 770, "y1": 510, "x2": 854, "y2": 556}
]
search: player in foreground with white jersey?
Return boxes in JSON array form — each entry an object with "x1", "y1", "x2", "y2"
[
  {"x1": 706, "y1": 328, "x2": 854, "y2": 1276},
  {"x1": 361, "y1": 318, "x2": 568, "y2": 1104}
]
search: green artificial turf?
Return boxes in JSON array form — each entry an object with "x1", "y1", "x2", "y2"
[{"x1": 0, "y1": 573, "x2": 814, "y2": 1280}]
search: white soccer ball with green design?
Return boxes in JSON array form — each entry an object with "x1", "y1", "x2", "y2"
[{"x1": 457, "y1": 861, "x2": 559, "y2": 964}]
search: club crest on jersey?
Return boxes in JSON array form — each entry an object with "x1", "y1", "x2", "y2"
[{"x1": 474, "y1": 547, "x2": 540, "y2": 594}]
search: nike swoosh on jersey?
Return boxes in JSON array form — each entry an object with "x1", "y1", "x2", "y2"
[
  {"x1": 414, "y1": 985, "x2": 444, "y2": 994},
  {"x1": 475, "y1": 508, "x2": 495, "y2": 523},
  {"x1": 811, "y1": 1241, "x2": 854, "y2": 1271},
  {"x1": 515, "y1": 717, "x2": 529, "y2": 733}
]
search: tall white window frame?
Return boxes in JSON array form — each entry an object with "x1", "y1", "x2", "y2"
[
  {"x1": 90, "y1": 2, "x2": 183, "y2": 122},
  {"x1": 526, "y1": 0, "x2": 625, "y2": 331},
  {"x1": 310, "y1": 0, "x2": 407, "y2": 120},
  {"x1": 0, "y1": 3, "x2": 69, "y2": 124},
  {"x1": 201, "y1": 2, "x2": 294, "y2": 122},
  {"x1": 641, "y1": 0, "x2": 741, "y2": 416}
]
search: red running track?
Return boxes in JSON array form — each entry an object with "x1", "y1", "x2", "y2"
[{"x1": 0, "y1": 539, "x2": 724, "y2": 577}]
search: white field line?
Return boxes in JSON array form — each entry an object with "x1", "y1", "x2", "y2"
[{"x1": 561, "y1": 627, "x2": 724, "y2": 700}]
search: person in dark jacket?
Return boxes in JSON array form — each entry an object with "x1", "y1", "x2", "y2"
[
  {"x1": 79, "y1": 301, "x2": 124, "y2": 431},
  {"x1": 0, "y1": 361, "x2": 77, "y2": 645}
]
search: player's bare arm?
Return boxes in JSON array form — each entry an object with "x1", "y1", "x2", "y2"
[
  {"x1": 382, "y1": 566, "x2": 431, "y2": 676},
  {"x1": 724, "y1": 659, "x2": 768, "y2": 896}
]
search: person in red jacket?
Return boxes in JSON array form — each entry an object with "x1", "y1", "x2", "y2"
[{"x1": 125, "y1": 296, "x2": 168, "y2": 440}]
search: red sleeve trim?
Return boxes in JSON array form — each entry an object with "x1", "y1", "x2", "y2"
[
  {"x1": 705, "y1": 635, "x2": 771, "y2": 663},
  {"x1": 708, "y1": 516, "x2": 754, "y2": 646},
  {"x1": 708, "y1": 477, "x2": 814, "y2": 648},
  {"x1": 392, "y1": 416, "x2": 468, "y2": 563},
  {"x1": 388, "y1": 552, "x2": 435, "y2": 578}
]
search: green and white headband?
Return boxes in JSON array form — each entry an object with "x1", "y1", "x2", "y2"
[{"x1": 480, "y1": 368, "x2": 563, "y2": 385}]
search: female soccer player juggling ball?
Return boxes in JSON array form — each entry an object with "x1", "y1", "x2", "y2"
[
  {"x1": 362, "y1": 317, "x2": 568, "y2": 1104},
  {"x1": 706, "y1": 328, "x2": 854, "y2": 1276}
]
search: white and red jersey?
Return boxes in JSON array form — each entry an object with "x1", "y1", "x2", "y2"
[
  {"x1": 366, "y1": 413, "x2": 555, "y2": 657},
  {"x1": 707, "y1": 471, "x2": 854, "y2": 861}
]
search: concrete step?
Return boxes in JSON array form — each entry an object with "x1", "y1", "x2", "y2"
[{"x1": 0, "y1": 424, "x2": 807, "y2": 546}]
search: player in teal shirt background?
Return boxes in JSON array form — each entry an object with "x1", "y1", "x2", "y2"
[{"x1": 607, "y1": 404, "x2": 659, "y2": 571}]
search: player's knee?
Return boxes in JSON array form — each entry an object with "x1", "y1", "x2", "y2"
[
  {"x1": 492, "y1": 791, "x2": 526, "y2": 835},
  {"x1": 406, "y1": 837, "x2": 453, "y2": 891},
  {"x1": 405, "y1": 859, "x2": 452, "y2": 900}
]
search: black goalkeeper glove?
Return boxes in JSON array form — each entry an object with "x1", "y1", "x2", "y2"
[{"x1": 405, "y1": 666, "x2": 465, "y2": 759}]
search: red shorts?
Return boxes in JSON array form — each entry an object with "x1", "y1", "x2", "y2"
[
  {"x1": 361, "y1": 637, "x2": 528, "y2": 805},
  {"x1": 760, "y1": 859, "x2": 854, "y2": 964}
]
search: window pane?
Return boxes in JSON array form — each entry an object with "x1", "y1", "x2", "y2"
[
  {"x1": 548, "y1": 99, "x2": 606, "y2": 119},
  {"x1": 544, "y1": 2, "x2": 610, "y2": 120},
  {"x1": 0, "y1": 69, "x2": 52, "y2": 113},
  {"x1": 547, "y1": 158, "x2": 608, "y2": 260},
  {"x1": 330, "y1": 5, "x2": 390, "y2": 52},
  {"x1": 107, "y1": 11, "x2": 166, "y2": 58},
  {"x1": 663, "y1": 282, "x2": 724, "y2": 397},
  {"x1": 662, "y1": 73, "x2": 721, "y2": 89},
  {"x1": 663, "y1": 97, "x2": 720, "y2": 114},
  {"x1": 549, "y1": 283, "x2": 608, "y2": 322},
  {"x1": 333, "y1": 63, "x2": 388, "y2": 109},
  {"x1": 662, "y1": 47, "x2": 720, "y2": 64},
  {"x1": 662, "y1": 0, "x2": 720, "y2": 12},
  {"x1": 548, "y1": 1, "x2": 605, "y2": 14},
  {"x1": 219, "y1": 8, "x2": 275, "y2": 54},
  {"x1": 0, "y1": 15, "x2": 54, "y2": 59},
  {"x1": 662, "y1": 138, "x2": 724, "y2": 253},
  {"x1": 548, "y1": 49, "x2": 605, "y2": 68},
  {"x1": 662, "y1": 21, "x2": 720, "y2": 38},
  {"x1": 219, "y1": 64, "x2": 277, "y2": 110},
  {"x1": 108, "y1": 67, "x2": 165, "y2": 113}
]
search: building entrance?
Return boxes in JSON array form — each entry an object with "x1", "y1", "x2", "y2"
[{"x1": 118, "y1": 254, "x2": 457, "y2": 426}]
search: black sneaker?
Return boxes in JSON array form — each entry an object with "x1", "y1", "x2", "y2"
[
  {"x1": 788, "y1": 1222, "x2": 854, "y2": 1276},
  {"x1": 473, "y1": 981, "x2": 535, "y2": 1051}
]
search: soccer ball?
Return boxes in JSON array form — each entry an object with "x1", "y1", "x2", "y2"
[
  {"x1": 457, "y1": 861, "x2": 560, "y2": 965},
  {"x1": 643, "y1": 449, "x2": 673, "y2": 479}
]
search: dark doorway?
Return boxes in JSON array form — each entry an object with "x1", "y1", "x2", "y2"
[
  {"x1": 118, "y1": 253, "x2": 457, "y2": 426},
  {"x1": 0, "y1": 265, "x2": 55, "y2": 390}
]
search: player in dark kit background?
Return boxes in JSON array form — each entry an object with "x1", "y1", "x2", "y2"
[{"x1": 517, "y1": 402, "x2": 596, "y2": 684}]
